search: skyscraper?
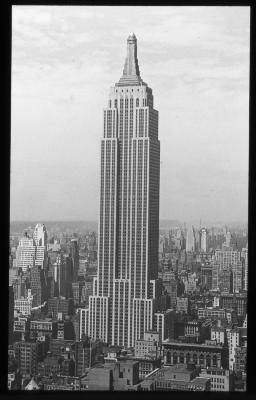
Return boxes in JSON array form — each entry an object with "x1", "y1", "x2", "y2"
[
  {"x1": 241, "y1": 245, "x2": 248, "y2": 291},
  {"x1": 186, "y1": 226, "x2": 196, "y2": 252},
  {"x1": 16, "y1": 232, "x2": 36, "y2": 272},
  {"x1": 200, "y1": 227, "x2": 208, "y2": 252},
  {"x1": 232, "y1": 261, "x2": 243, "y2": 293},
  {"x1": 33, "y1": 223, "x2": 47, "y2": 247},
  {"x1": 33, "y1": 223, "x2": 48, "y2": 269},
  {"x1": 88, "y1": 34, "x2": 160, "y2": 347},
  {"x1": 69, "y1": 239, "x2": 79, "y2": 281}
]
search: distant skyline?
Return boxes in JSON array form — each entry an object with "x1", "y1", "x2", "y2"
[{"x1": 11, "y1": 6, "x2": 249, "y2": 222}]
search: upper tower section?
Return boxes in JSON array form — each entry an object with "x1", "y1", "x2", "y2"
[{"x1": 116, "y1": 33, "x2": 146, "y2": 87}]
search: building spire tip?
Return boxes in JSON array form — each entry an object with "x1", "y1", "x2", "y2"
[{"x1": 128, "y1": 32, "x2": 136, "y2": 41}]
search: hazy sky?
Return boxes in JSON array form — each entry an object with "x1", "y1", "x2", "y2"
[{"x1": 11, "y1": 6, "x2": 249, "y2": 223}]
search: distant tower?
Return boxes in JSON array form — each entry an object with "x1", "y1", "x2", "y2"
[
  {"x1": 232, "y1": 261, "x2": 243, "y2": 293},
  {"x1": 241, "y1": 244, "x2": 248, "y2": 291},
  {"x1": 16, "y1": 232, "x2": 36, "y2": 272},
  {"x1": 70, "y1": 239, "x2": 79, "y2": 281},
  {"x1": 30, "y1": 263, "x2": 46, "y2": 307},
  {"x1": 186, "y1": 226, "x2": 196, "y2": 252},
  {"x1": 33, "y1": 223, "x2": 47, "y2": 247},
  {"x1": 33, "y1": 224, "x2": 48, "y2": 269},
  {"x1": 200, "y1": 228, "x2": 208, "y2": 252},
  {"x1": 225, "y1": 231, "x2": 232, "y2": 248}
]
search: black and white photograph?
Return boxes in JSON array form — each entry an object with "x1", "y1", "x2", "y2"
[{"x1": 8, "y1": 5, "x2": 249, "y2": 391}]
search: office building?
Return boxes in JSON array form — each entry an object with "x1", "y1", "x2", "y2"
[
  {"x1": 74, "y1": 339, "x2": 97, "y2": 376},
  {"x1": 220, "y1": 293, "x2": 247, "y2": 317},
  {"x1": 184, "y1": 273, "x2": 197, "y2": 294},
  {"x1": 219, "y1": 268, "x2": 232, "y2": 293},
  {"x1": 201, "y1": 266, "x2": 212, "y2": 290},
  {"x1": 225, "y1": 231, "x2": 232, "y2": 248},
  {"x1": 88, "y1": 34, "x2": 160, "y2": 347},
  {"x1": 211, "y1": 324, "x2": 226, "y2": 345},
  {"x1": 14, "y1": 341, "x2": 39, "y2": 376},
  {"x1": 72, "y1": 281, "x2": 84, "y2": 305},
  {"x1": 80, "y1": 281, "x2": 93, "y2": 304},
  {"x1": 16, "y1": 233, "x2": 36, "y2": 272},
  {"x1": 9, "y1": 286, "x2": 14, "y2": 344},
  {"x1": 164, "y1": 279, "x2": 177, "y2": 307},
  {"x1": 30, "y1": 264, "x2": 47, "y2": 307},
  {"x1": 13, "y1": 316, "x2": 30, "y2": 341},
  {"x1": 135, "y1": 331, "x2": 160, "y2": 358},
  {"x1": 234, "y1": 346, "x2": 247, "y2": 375},
  {"x1": 211, "y1": 261, "x2": 221, "y2": 291},
  {"x1": 162, "y1": 340, "x2": 225, "y2": 369},
  {"x1": 29, "y1": 319, "x2": 57, "y2": 340},
  {"x1": 228, "y1": 328, "x2": 240, "y2": 370},
  {"x1": 232, "y1": 261, "x2": 243, "y2": 293},
  {"x1": 176, "y1": 297, "x2": 189, "y2": 314},
  {"x1": 49, "y1": 339, "x2": 75, "y2": 357},
  {"x1": 241, "y1": 246, "x2": 248, "y2": 291},
  {"x1": 197, "y1": 307, "x2": 226, "y2": 320},
  {"x1": 200, "y1": 228, "x2": 208, "y2": 252},
  {"x1": 48, "y1": 297, "x2": 74, "y2": 319},
  {"x1": 199, "y1": 367, "x2": 232, "y2": 391},
  {"x1": 186, "y1": 227, "x2": 196, "y2": 252},
  {"x1": 33, "y1": 224, "x2": 48, "y2": 269},
  {"x1": 53, "y1": 254, "x2": 73, "y2": 298},
  {"x1": 153, "y1": 309, "x2": 175, "y2": 342},
  {"x1": 14, "y1": 289, "x2": 33, "y2": 316},
  {"x1": 215, "y1": 249, "x2": 240, "y2": 269},
  {"x1": 38, "y1": 354, "x2": 61, "y2": 377},
  {"x1": 79, "y1": 307, "x2": 89, "y2": 340},
  {"x1": 69, "y1": 239, "x2": 79, "y2": 281}
]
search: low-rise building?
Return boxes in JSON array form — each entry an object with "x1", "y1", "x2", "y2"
[
  {"x1": 43, "y1": 375, "x2": 80, "y2": 390},
  {"x1": 135, "y1": 331, "x2": 160, "y2": 358},
  {"x1": 29, "y1": 319, "x2": 57, "y2": 339},
  {"x1": 140, "y1": 364, "x2": 211, "y2": 391},
  {"x1": 81, "y1": 360, "x2": 140, "y2": 391},
  {"x1": 199, "y1": 367, "x2": 232, "y2": 391},
  {"x1": 198, "y1": 307, "x2": 226, "y2": 320},
  {"x1": 14, "y1": 290, "x2": 33, "y2": 316},
  {"x1": 162, "y1": 339, "x2": 226, "y2": 369},
  {"x1": 176, "y1": 297, "x2": 189, "y2": 314},
  {"x1": 211, "y1": 326, "x2": 225, "y2": 345}
]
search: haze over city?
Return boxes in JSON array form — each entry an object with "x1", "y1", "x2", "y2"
[
  {"x1": 8, "y1": 5, "x2": 250, "y2": 393},
  {"x1": 11, "y1": 6, "x2": 249, "y2": 223}
]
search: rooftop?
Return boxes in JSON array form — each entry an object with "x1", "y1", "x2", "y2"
[
  {"x1": 190, "y1": 377, "x2": 210, "y2": 385},
  {"x1": 162, "y1": 340, "x2": 222, "y2": 349}
]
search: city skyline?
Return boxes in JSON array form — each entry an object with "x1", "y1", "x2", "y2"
[
  {"x1": 11, "y1": 6, "x2": 249, "y2": 223},
  {"x1": 8, "y1": 7, "x2": 249, "y2": 392}
]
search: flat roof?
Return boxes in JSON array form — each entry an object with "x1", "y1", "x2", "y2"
[
  {"x1": 191, "y1": 377, "x2": 210, "y2": 384},
  {"x1": 164, "y1": 364, "x2": 195, "y2": 372},
  {"x1": 162, "y1": 340, "x2": 222, "y2": 350}
]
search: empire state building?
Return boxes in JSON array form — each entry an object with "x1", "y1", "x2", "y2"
[{"x1": 87, "y1": 34, "x2": 160, "y2": 348}]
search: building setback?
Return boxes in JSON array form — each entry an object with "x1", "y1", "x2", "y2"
[{"x1": 87, "y1": 34, "x2": 160, "y2": 347}]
